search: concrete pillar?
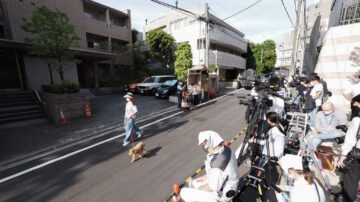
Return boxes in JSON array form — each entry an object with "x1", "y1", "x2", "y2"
[{"x1": 106, "y1": 8, "x2": 110, "y2": 28}]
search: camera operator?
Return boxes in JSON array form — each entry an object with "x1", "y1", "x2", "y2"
[
  {"x1": 337, "y1": 94, "x2": 360, "y2": 202},
  {"x1": 250, "y1": 112, "x2": 286, "y2": 160},
  {"x1": 180, "y1": 131, "x2": 239, "y2": 202},
  {"x1": 307, "y1": 75, "x2": 324, "y2": 128},
  {"x1": 276, "y1": 155, "x2": 326, "y2": 202},
  {"x1": 307, "y1": 101, "x2": 347, "y2": 151},
  {"x1": 343, "y1": 73, "x2": 360, "y2": 121}
]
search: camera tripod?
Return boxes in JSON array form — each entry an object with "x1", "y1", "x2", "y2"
[{"x1": 235, "y1": 91, "x2": 277, "y2": 201}]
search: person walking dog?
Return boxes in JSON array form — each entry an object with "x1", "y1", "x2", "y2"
[{"x1": 123, "y1": 94, "x2": 142, "y2": 146}]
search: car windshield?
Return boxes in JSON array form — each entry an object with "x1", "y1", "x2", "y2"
[
  {"x1": 163, "y1": 80, "x2": 177, "y2": 86},
  {"x1": 145, "y1": 77, "x2": 155, "y2": 83}
]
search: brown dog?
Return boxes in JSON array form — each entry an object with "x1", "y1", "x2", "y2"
[{"x1": 128, "y1": 142, "x2": 147, "y2": 163}]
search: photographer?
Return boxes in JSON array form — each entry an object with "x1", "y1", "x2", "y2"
[
  {"x1": 180, "y1": 131, "x2": 239, "y2": 202},
  {"x1": 307, "y1": 75, "x2": 324, "y2": 128},
  {"x1": 276, "y1": 155, "x2": 326, "y2": 202},
  {"x1": 307, "y1": 101, "x2": 347, "y2": 151},
  {"x1": 251, "y1": 112, "x2": 285, "y2": 160},
  {"x1": 337, "y1": 94, "x2": 360, "y2": 201}
]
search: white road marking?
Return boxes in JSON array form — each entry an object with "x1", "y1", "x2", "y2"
[{"x1": 0, "y1": 89, "x2": 243, "y2": 184}]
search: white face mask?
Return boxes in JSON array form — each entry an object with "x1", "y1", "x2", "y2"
[
  {"x1": 126, "y1": 98, "x2": 131, "y2": 102},
  {"x1": 324, "y1": 110, "x2": 333, "y2": 115}
]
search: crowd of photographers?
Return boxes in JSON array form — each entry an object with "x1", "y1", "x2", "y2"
[
  {"x1": 289, "y1": 71, "x2": 360, "y2": 202},
  {"x1": 178, "y1": 70, "x2": 360, "y2": 202}
]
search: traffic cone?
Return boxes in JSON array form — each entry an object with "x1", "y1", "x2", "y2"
[
  {"x1": 171, "y1": 184, "x2": 182, "y2": 202},
  {"x1": 85, "y1": 103, "x2": 93, "y2": 118},
  {"x1": 59, "y1": 108, "x2": 68, "y2": 125}
]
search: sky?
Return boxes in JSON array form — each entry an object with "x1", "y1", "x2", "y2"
[{"x1": 93, "y1": 0, "x2": 317, "y2": 44}]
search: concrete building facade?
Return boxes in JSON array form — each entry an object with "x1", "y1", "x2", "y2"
[
  {"x1": 315, "y1": 0, "x2": 360, "y2": 114},
  {"x1": 275, "y1": 31, "x2": 294, "y2": 69},
  {"x1": 143, "y1": 9, "x2": 247, "y2": 81},
  {"x1": 0, "y1": 0, "x2": 132, "y2": 91}
]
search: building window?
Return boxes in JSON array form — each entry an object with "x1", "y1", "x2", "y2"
[
  {"x1": 87, "y1": 41, "x2": 101, "y2": 49},
  {"x1": 22, "y1": 18, "x2": 26, "y2": 22},
  {"x1": 197, "y1": 38, "x2": 205, "y2": 50},
  {"x1": 84, "y1": 11, "x2": 99, "y2": 20},
  {"x1": 19, "y1": 0, "x2": 24, "y2": 2},
  {"x1": 31, "y1": 2, "x2": 35, "y2": 7}
]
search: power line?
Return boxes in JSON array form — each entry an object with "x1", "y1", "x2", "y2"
[
  {"x1": 280, "y1": 0, "x2": 294, "y2": 26},
  {"x1": 223, "y1": 0, "x2": 263, "y2": 21}
]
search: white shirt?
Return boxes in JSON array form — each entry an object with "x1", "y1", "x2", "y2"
[
  {"x1": 341, "y1": 117, "x2": 360, "y2": 156},
  {"x1": 205, "y1": 146, "x2": 239, "y2": 202},
  {"x1": 287, "y1": 178, "x2": 326, "y2": 202},
  {"x1": 256, "y1": 126, "x2": 285, "y2": 159},
  {"x1": 125, "y1": 102, "x2": 138, "y2": 119},
  {"x1": 310, "y1": 83, "x2": 323, "y2": 106},
  {"x1": 344, "y1": 82, "x2": 360, "y2": 98},
  {"x1": 268, "y1": 96, "x2": 285, "y2": 118}
]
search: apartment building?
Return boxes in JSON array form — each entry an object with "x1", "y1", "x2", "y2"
[
  {"x1": 315, "y1": 0, "x2": 360, "y2": 114},
  {"x1": 144, "y1": 9, "x2": 247, "y2": 81},
  {"x1": 0, "y1": 0, "x2": 132, "y2": 90}
]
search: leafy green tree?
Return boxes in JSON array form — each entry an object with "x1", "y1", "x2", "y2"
[
  {"x1": 208, "y1": 64, "x2": 218, "y2": 73},
  {"x1": 22, "y1": 6, "x2": 80, "y2": 82},
  {"x1": 132, "y1": 29, "x2": 139, "y2": 44},
  {"x1": 146, "y1": 29, "x2": 176, "y2": 68},
  {"x1": 245, "y1": 40, "x2": 277, "y2": 74},
  {"x1": 175, "y1": 42, "x2": 192, "y2": 81},
  {"x1": 244, "y1": 43, "x2": 256, "y2": 70},
  {"x1": 262, "y1": 40, "x2": 277, "y2": 73}
]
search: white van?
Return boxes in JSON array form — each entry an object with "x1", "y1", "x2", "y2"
[{"x1": 137, "y1": 75, "x2": 176, "y2": 95}]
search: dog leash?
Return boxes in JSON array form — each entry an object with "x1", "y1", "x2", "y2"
[{"x1": 130, "y1": 132, "x2": 135, "y2": 149}]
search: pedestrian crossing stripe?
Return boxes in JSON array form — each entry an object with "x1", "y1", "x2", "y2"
[
  {"x1": 196, "y1": 168, "x2": 202, "y2": 174},
  {"x1": 186, "y1": 177, "x2": 192, "y2": 183}
]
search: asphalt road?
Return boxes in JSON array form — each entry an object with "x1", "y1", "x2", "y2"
[{"x1": 0, "y1": 90, "x2": 249, "y2": 202}]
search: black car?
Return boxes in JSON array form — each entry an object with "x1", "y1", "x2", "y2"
[{"x1": 155, "y1": 80, "x2": 178, "y2": 98}]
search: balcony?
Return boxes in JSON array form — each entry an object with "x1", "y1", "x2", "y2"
[
  {"x1": 208, "y1": 50, "x2": 246, "y2": 69},
  {"x1": 210, "y1": 28, "x2": 247, "y2": 53}
]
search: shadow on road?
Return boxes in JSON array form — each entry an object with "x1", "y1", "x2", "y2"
[{"x1": 145, "y1": 146, "x2": 162, "y2": 158}]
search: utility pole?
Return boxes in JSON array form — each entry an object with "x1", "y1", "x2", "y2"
[
  {"x1": 290, "y1": 0, "x2": 303, "y2": 76},
  {"x1": 302, "y1": 0, "x2": 307, "y2": 73},
  {"x1": 205, "y1": 3, "x2": 209, "y2": 68}
]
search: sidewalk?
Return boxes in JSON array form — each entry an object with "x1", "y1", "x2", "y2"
[{"x1": 0, "y1": 94, "x2": 176, "y2": 166}]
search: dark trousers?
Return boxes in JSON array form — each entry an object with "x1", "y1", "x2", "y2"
[
  {"x1": 177, "y1": 93, "x2": 182, "y2": 108},
  {"x1": 351, "y1": 101, "x2": 357, "y2": 121},
  {"x1": 342, "y1": 161, "x2": 360, "y2": 201}
]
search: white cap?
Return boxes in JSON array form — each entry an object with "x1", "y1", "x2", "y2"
[
  {"x1": 278, "y1": 154, "x2": 303, "y2": 175},
  {"x1": 198, "y1": 131, "x2": 224, "y2": 149}
]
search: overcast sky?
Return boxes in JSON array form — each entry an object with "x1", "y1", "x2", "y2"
[{"x1": 93, "y1": 0, "x2": 318, "y2": 43}]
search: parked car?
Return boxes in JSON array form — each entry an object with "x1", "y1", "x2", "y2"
[
  {"x1": 137, "y1": 75, "x2": 176, "y2": 95},
  {"x1": 243, "y1": 76, "x2": 257, "y2": 90},
  {"x1": 125, "y1": 77, "x2": 150, "y2": 93},
  {"x1": 155, "y1": 79, "x2": 178, "y2": 98}
]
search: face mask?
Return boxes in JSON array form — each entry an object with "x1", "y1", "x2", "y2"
[
  {"x1": 126, "y1": 98, "x2": 131, "y2": 102},
  {"x1": 324, "y1": 110, "x2": 333, "y2": 115}
]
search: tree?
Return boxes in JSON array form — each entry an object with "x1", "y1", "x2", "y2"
[
  {"x1": 208, "y1": 64, "x2": 218, "y2": 73},
  {"x1": 22, "y1": 6, "x2": 80, "y2": 82},
  {"x1": 175, "y1": 42, "x2": 192, "y2": 81},
  {"x1": 262, "y1": 40, "x2": 277, "y2": 73},
  {"x1": 146, "y1": 29, "x2": 176, "y2": 68},
  {"x1": 132, "y1": 29, "x2": 139, "y2": 44},
  {"x1": 244, "y1": 43, "x2": 256, "y2": 70},
  {"x1": 245, "y1": 40, "x2": 277, "y2": 74}
]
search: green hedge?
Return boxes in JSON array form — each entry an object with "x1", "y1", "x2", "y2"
[{"x1": 42, "y1": 80, "x2": 80, "y2": 94}]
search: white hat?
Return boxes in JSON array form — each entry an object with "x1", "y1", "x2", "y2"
[
  {"x1": 123, "y1": 95, "x2": 133, "y2": 99},
  {"x1": 278, "y1": 154, "x2": 303, "y2": 175},
  {"x1": 198, "y1": 130, "x2": 224, "y2": 149},
  {"x1": 127, "y1": 92, "x2": 134, "y2": 96}
]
